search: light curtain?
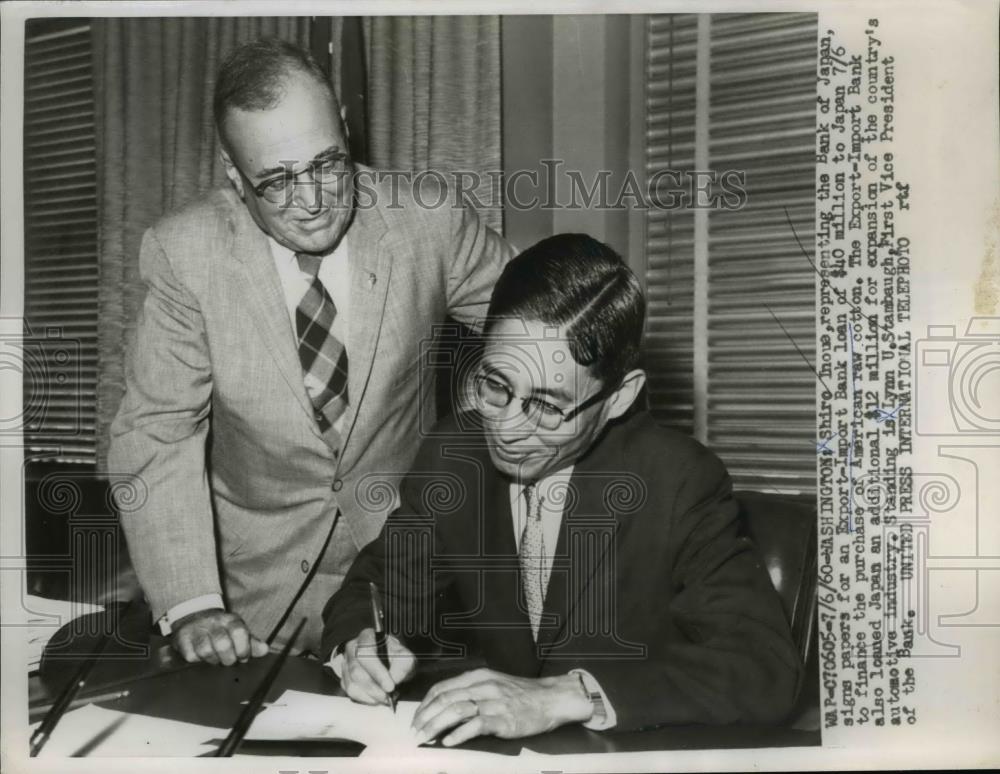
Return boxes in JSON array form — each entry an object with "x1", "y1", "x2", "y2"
[
  {"x1": 363, "y1": 16, "x2": 503, "y2": 231},
  {"x1": 92, "y1": 18, "x2": 310, "y2": 470}
]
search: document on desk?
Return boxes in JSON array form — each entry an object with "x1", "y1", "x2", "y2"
[
  {"x1": 29, "y1": 704, "x2": 227, "y2": 756},
  {"x1": 244, "y1": 689, "x2": 422, "y2": 749},
  {"x1": 244, "y1": 690, "x2": 524, "y2": 762}
]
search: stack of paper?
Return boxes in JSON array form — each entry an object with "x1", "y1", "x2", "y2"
[{"x1": 23, "y1": 595, "x2": 104, "y2": 672}]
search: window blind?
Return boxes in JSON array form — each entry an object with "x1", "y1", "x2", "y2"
[
  {"x1": 644, "y1": 13, "x2": 817, "y2": 495},
  {"x1": 22, "y1": 20, "x2": 98, "y2": 465},
  {"x1": 644, "y1": 15, "x2": 698, "y2": 436}
]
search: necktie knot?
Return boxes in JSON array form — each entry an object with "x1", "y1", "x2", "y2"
[{"x1": 295, "y1": 252, "x2": 323, "y2": 280}]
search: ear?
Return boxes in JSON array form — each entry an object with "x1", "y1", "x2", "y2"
[
  {"x1": 220, "y1": 147, "x2": 245, "y2": 199},
  {"x1": 605, "y1": 369, "x2": 647, "y2": 422}
]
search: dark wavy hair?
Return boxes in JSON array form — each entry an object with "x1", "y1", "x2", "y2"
[
  {"x1": 485, "y1": 234, "x2": 646, "y2": 387},
  {"x1": 213, "y1": 38, "x2": 336, "y2": 146}
]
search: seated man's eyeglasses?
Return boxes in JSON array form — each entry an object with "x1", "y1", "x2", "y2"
[
  {"x1": 473, "y1": 371, "x2": 615, "y2": 431},
  {"x1": 237, "y1": 149, "x2": 352, "y2": 204}
]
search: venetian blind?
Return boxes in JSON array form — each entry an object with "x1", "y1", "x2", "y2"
[
  {"x1": 22, "y1": 20, "x2": 98, "y2": 466},
  {"x1": 644, "y1": 15, "x2": 699, "y2": 436},
  {"x1": 644, "y1": 13, "x2": 817, "y2": 495}
]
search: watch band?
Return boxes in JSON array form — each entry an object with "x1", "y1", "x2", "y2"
[{"x1": 576, "y1": 671, "x2": 608, "y2": 725}]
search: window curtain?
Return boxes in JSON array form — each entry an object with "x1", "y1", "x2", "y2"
[
  {"x1": 92, "y1": 18, "x2": 310, "y2": 471},
  {"x1": 362, "y1": 16, "x2": 503, "y2": 231}
]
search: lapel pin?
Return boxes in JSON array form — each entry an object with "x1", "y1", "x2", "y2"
[{"x1": 367, "y1": 273, "x2": 377, "y2": 289}]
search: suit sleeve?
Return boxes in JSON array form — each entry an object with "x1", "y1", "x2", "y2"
[
  {"x1": 551, "y1": 452, "x2": 802, "y2": 730},
  {"x1": 108, "y1": 228, "x2": 221, "y2": 623},
  {"x1": 442, "y1": 202, "x2": 515, "y2": 332},
  {"x1": 321, "y1": 437, "x2": 451, "y2": 660}
]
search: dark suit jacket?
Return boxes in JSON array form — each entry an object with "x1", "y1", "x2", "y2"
[{"x1": 322, "y1": 410, "x2": 802, "y2": 730}]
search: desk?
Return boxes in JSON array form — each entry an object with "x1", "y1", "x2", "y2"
[{"x1": 31, "y1": 609, "x2": 820, "y2": 756}]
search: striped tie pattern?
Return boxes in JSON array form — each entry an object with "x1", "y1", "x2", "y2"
[
  {"x1": 295, "y1": 252, "x2": 349, "y2": 446},
  {"x1": 519, "y1": 484, "x2": 548, "y2": 640}
]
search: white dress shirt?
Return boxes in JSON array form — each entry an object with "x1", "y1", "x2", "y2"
[{"x1": 158, "y1": 234, "x2": 352, "y2": 634}]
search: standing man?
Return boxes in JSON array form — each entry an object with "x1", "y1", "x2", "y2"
[
  {"x1": 322, "y1": 234, "x2": 801, "y2": 740},
  {"x1": 109, "y1": 39, "x2": 513, "y2": 662}
]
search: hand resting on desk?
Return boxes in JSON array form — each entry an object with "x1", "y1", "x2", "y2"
[
  {"x1": 340, "y1": 627, "x2": 416, "y2": 705},
  {"x1": 171, "y1": 609, "x2": 268, "y2": 666},
  {"x1": 411, "y1": 667, "x2": 593, "y2": 746}
]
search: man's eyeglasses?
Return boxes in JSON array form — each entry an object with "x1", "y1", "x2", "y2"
[
  {"x1": 239, "y1": 151, "x2": 352, "y2": 204},
  {"x1": 473, "y1": 372, "x2": 615, "y2": 431}
]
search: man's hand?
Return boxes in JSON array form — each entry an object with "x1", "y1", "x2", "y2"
[
  {"x1": 411, "y1": 668, "x2": 593, "y2": 746},
  {"x1": 171, "y1": 609, "x2": 269, "y2": 666},
  {"x1": 340, "y1": 627, "x2": 416, "y2": 706}
]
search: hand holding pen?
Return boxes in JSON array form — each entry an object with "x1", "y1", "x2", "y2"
[
  {"x1": 370, "y1": 583, "x2": 398, "y2": 713},
  {"x1": 337, "y1": 587, "x2": 416, "y2": 708}
]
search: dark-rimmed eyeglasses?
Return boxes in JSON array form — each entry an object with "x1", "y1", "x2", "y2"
[
  {"x1": 237, "y1": 150, "x2": 352, "y2": 204},
  {"x1": 473, "y1": 371, "x2": 615, "y2": 431}
]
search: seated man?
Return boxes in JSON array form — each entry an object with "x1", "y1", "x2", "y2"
[{"x1": 321, "y1": 233, "x2": 801, "y2": 744}]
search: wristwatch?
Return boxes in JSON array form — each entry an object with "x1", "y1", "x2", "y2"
[{"x1": 575, "y1": 671, "x2": 608, "y2": 725}]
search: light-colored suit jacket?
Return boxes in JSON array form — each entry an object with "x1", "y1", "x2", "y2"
[{"x1": 109, "y1": 175, "x2": 514, "y2": 652}]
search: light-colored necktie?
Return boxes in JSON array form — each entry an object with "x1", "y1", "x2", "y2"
[
  {"x1": 519, "y1": 484, "x2": 548, "y2": 640},
  {"x1": 295, "y1": 252, "x2": 349, "y2": 452}
]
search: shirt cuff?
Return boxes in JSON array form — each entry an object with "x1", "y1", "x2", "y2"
[
  {"x1": 572, "y1": 669, "x2": 618, "y2": 730},
  {"x1": 158, "y1": 594, "x2": 225, "y2": 636}
]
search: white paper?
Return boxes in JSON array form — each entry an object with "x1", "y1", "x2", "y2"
[
  {"x1": 244, "y1": 689, "x2": 422, "y2": 749},
  {"x1": 29, "y1": 704, "x2": 226, "y2": 757}
]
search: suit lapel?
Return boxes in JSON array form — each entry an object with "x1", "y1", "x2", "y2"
[
  {"x1": 229, "y1": 204, "x2": 315, "y2": 422},
  {"x1": 227, "y1": 195, "x2": 394, "y2": 458},
  {"x1": 537, "y1": 435, "x2": 621, "y2": 656},
  {"x1": 337, "y1": 205, "x2": 392, "y2": 464}
]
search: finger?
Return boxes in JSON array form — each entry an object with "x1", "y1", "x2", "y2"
[
  {"x1": 355, "y1": 627, "x2": 376, "y2": 649},
  {"x1": 414, "y1": 698, "x2": 480, "y2": 743},
  {"x1": 249, "y1": 637, "x2": 269, "y2": 658},
  {"x1": 193, "y1": 633, "x2": 220, "y2": 664},
  {"x1": 414, "y1": 686, "x2": 474, "y2": 728},
  {"x1": 355, "y1": 643, "x2": 396, "y2": 695},
  {"x1": 210, "y1": 630, "x2": 238, "y2": 666},
  {"x1": 174, "y1": 631, "x2": 199, "y2": 663},
  {"x1": 345, "y1": 662, "x2": 388, "y2": 705},
  {"x1": 442, "y1": 715, "x2": 489, "y2": 747},
  {"x1": 413, "y1": 687, "x2": 466, "y2": 728},
  {"x1": 420, "y1": 668, "x2": 492, "y2": 708},
  {"x1": 388, "y1": 643, "x2": 416, "y2": 684},
  {"x1": 344, "y1": 677, "x2": 387, "y2": 706},
  {"x1": 228, "y1": 624, "x2": 251, "y2": 662}
]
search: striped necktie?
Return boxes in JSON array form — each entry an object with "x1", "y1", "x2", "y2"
[
  {"x1": 295, "y1": 252, "x2": 349, "y2": 449},
  {"x1": 519, "y1": 483, "x2": 548, "y2": 640}
]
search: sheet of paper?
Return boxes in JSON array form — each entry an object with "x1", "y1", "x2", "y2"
[
  {"x1": 245, "y1": 689, "x2": 422, "y2": 749},
  {"x1": 29, "y1": 704, "x2": 226, "y2": 757}
]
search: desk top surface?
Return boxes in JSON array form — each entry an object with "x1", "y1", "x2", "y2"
[{"x1": 32, "y1": 611, "x2": 820, "y2": 757}]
